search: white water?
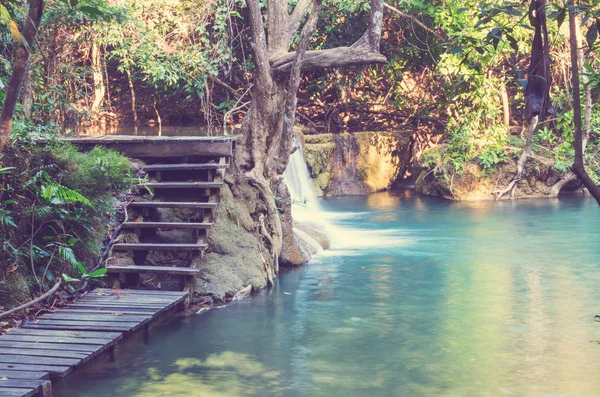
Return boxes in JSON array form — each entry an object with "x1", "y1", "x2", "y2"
[{"x1": 283, "y1": 142, "x2": 410, "y2": 252}]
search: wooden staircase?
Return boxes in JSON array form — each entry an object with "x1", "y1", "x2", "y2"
[{"x1": 106, "y1": 148, "x2": 231, "y2": 300}]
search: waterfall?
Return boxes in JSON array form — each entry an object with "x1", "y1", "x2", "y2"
[
  {"x1": 284, "y1": 136, "x2": 407, "y2": 254},
  {"x1": 284, "y1": 146, "x2": 324, "y2": 225},
  {"x1": 284, "y1": 140, "x2": 331, "y2": 254}
]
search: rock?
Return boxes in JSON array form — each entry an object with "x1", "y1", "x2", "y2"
[
  {"x1": 303, "y1": 130, "x2": 416, "y2": 196},
  {"x1": 277, "y1": 182, "x2": 313, "y2": 267},
  {"x1": 294, "y1": 222, "x2": 331, "y2": 250},
  {"x1": 194, "y1": 183, "x2": 274, "y2": 303},
  {"x1": 415, "y1": 155, "x2": 574, "y2": 201},
  {"x1": 232, "y1": 284, "x2": 253, "y2": 301}
]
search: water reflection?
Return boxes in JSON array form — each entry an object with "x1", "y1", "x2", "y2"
[{"x1": 57, "y1": 192, "x2": 600, "y2": 397}]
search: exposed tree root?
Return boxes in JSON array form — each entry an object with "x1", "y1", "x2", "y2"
[
  {"x1": 549, "y1": 171, "x2": 577, "y2": 197},
  {"x1": 495, "y1": 116, "x2": 538, "y2": 201},
  {"x1": 246, "y1": 167, "x2": 282, "y2": 274},
  {"x1": 0, "y1": 280, "x2": 61, "y2": 320}
]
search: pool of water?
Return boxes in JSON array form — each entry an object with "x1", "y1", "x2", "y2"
[{"x1": 56, "y1": 191, "x2": 600, "y2": 397}]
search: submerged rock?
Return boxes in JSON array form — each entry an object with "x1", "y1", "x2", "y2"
[
  {"x1": 232, "y1": 284, "x2": 253, "y2": 301},
  {"x1": 294, "y1": 222, "x2": 331, "y2": 250}
]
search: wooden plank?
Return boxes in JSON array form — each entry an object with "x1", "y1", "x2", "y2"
[
  {"x1": 106, "y1": 266, "x2": 202, "y2": 275},
  {"x1": 121, "y1": 222, "x2": 213, "y2": 230},
  {"x1": 0, "y1": 386, "x2": 35, "y2": 397},
  {"x1": 28, "y1": 319, "x2": 139, "y2": 328},
  {"x1": 78, "y1": 295, "x2": 176, "y2": 303},
  {"x1": 128, "y1": 202, "x2": 218, "y2": 209},
  {"x1": 61, "y1": 137, "x2": 234, "y2": 158},
  {"x1": 0, "y1": 334, "x2": 114, "y2": 346},
  {"x1": 42, "y1": 313, "x2": 150, "y2": 323},
  {"x1": 5, "y1": 329, "x2": 122, "y2": 340},
  {"x1": 0, "y1": 363, "x2": 70, "y2": 378},
  {"x1": 0, "y1": 379, "x2": 49, "y2": 389},
  {"x1": 68, "y1": 296, "x2": 169, "y2": 304},
  {"x1": 0, "y1": 348, "x2": 89, "y2": 360},
  {"x1": 137, "y1": 182, "x2": 223, "y2": 189},
  {"x1": 112, "y1": 243, "x2": 207, "y2": 251},
  {"x1": 0, "y1": 355, "x2": 79, "y2": 367},
  {"x1": 65, "y1": 304, "x2": 167, "y2": 312},
  {"x1": 144, "y1": 163, "x2": 228, "y2": 171},
  {"x1": 22, "y1": 323, "x2": 135, "y2": 333},
  {"x1": 94, "y1": 288, "x2": 187, "y2": 297},
  {"x1": 0, "y1": 371, "x2": 48, "y2": 380},
  {"x1": 0, "y1": 340, "x2": 100, "y2": 353},
  {"x1": 61, "y1": 308, "x2": 156, "y2": 316},
  {"x1": 83, "y1": 288, "x2": 185, "y2": 301}
]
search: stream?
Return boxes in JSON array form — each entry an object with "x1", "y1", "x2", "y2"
[{"x1": 56, "y1": 191, "x2": 600, "y2": 397}]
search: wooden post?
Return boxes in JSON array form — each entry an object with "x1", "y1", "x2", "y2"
[
  {"x1": 109, "y1": 345, "x2": 117, "y2": 362},
  {"x1": 143, "y1": 324, "x2": 150, "y2": 345},
  {"x1": 39, "y1": 381, "x2": 53, "y2": 397}
]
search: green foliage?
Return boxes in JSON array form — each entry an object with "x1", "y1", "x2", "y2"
[{"x1": 0, "y1": 138, "x2": 131, "y2": 293}]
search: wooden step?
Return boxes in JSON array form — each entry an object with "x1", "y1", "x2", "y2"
[
  {"x1": 112, "y1": 243, "x2": 207, "y2": 251},
  {"x1": 106, "y1": 266, "x2": 201, "y2": 275},
  {"x1": 128, "y1": 202, "x2": 219, "y2": 209},
  {"x1": 121, "y1": 222, "x2": 213, "y2": 230},
  {"x1": 0, "y1": 378, "x2": 52, "y2": 397},
  {"x1": 137, "y1": 182, "x2": 223, "y2": 189},
  {"x1": 144, "y1": 163, "x2": 228, "y2": 172}
]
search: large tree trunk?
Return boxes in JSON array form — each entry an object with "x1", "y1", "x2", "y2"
[
  {"x1": 568, "y1": 1, "x2": 600, "y2": 204},
  {"x1": 0, "y1": 0, "x2": 44, "y2": 152},
  {"x1": 234, "y1": 0, "x2": 385, "y2": 271}
]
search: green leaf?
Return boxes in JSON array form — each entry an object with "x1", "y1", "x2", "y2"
[
  {"x1": 78, "y1": 6, "x2": 104, "y2": 18},
  {"x1": 88, "y1": 268, "x2": 108, "y2": 278},
  {"x1": 586, "y1": 24, "x2": 598, "y2": 49},
  {"x1": 506, "y1": 34, "x2": 519, "y2": 52},
  {"x1": 518, "y1": 79, "x2": 528, "y2": 88},
  {"x1": 76, "y1": 261, "x2": 87, "y2": 276},
  {"x1": 449, "y1": 46, "x2": 466, "y2": 54},
  {"x1": 62, "y1": 273, "x2": 80, "y2": 283},
  {"x1": 0, "y1": 5, "x2": 10, "y2": 25},
  {"x1": 557, "y1": 9, "x2": 566, "y2": 29}
]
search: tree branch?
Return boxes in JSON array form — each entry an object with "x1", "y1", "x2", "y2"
[
  {"x1": 270, "y1": 0, "x2": 387, "y2": 73},
  {"x1": 247, "y1": 0, "x2": 272, "y2": 89},
  {"x1": 274, "y1": 0, "x2": 322, "y2": 175},
  {"x1": 383, "y1": 2, "x2": 443, "y2": 40},
  {"x1": 0, "y1": 280, "x2": 61, "y2": 320}
]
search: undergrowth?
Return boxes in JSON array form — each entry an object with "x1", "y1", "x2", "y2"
[{"x1": 0, "y1": 128, "x2": 132, "y2": 309}]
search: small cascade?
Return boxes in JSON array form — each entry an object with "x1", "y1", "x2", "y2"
[
  {"x1": 284, "y1": 136, "x2": 408, "y2": 255},
  {"x1": 284, "y1": 139, "x2": 331, "y2": 253}
]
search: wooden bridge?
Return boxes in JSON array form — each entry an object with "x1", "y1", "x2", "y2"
[{"x1": 0, "y1": 135, "x2": 235, "y2": 396}]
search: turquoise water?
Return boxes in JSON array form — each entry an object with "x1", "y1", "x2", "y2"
[{"x1": 57, "y1": 192, "x2": 600, "y2": 397}]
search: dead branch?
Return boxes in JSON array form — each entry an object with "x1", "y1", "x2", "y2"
[{"x1": 0, "y1": 279, "x2": 61, "y2": 320}]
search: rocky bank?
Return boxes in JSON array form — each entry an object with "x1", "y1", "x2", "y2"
[{"x1": 302, "y1": 130, "x2": 419, "y2": 196}]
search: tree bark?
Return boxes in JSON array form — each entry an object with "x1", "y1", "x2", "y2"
[
  {"x1": 126, "y1": 68, "x2": 138, "y2": 126},
  {"x1": 550, "y1": 14, "x2": 591, "y2": 197},
  {"x1": 568, "y1": 1, "x2": 600, "y2": 205},
  {"x1": 234, "y1": 0, "x2": 386, "y2": 270},
  {"x1": 21, "y1": 59, "x2": 33, "y2": 120},
  {"x1": 90, "y1": 42, "x2": 105, "y2": 115},
  {"x1": 0, "y1": 0, "x2": 44, "y2": 152}
]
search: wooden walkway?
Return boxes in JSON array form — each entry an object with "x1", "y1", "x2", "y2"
[{"x1": 0, "y1": 288, "x2": 188, "y2": 397}]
